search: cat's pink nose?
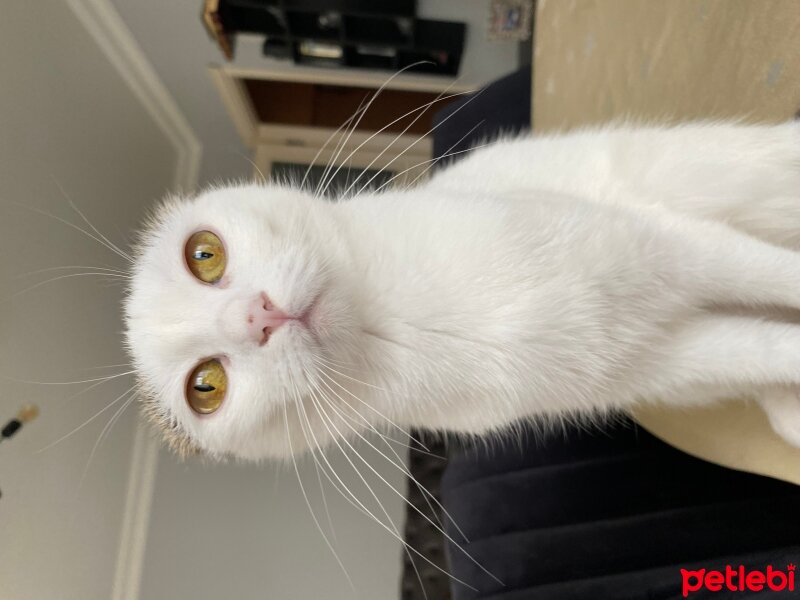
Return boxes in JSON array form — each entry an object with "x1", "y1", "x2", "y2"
[{"x1": 247, "y1": 292, "x2": 291, "y2": 346}]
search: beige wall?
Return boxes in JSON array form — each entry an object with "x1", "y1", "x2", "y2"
[
  {"x1": 0, "y1": 1, "x2": 176, "y2": 598},
  {"x1": 109, "y1": 0, "x2": 251, "y2": 188}
]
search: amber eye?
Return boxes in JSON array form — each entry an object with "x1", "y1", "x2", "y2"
[
  {"x1": 185, "y1": 230, "x2": 226, "y2": 284},
  {"x1": 186, "y1": 359, "x2": 227, "y2": 415}
]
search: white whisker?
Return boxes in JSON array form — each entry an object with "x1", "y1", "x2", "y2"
[
  {"x1": 310, "y1": 377, "x2": 437, "y2": 598},
  {"x1": 350, "y1": 88, "x2": 489, "y2": 199},
  {"x1": 304, "y1": 381, "x2": 477, "y2": 592},
  {"x1": 75, "y1": 390, "x2": 138, "y2": 497},
  {"x1": 14, "y1": 265, "x2": 130, "y2": 279},
  {"x1": 314, "y1": 375, "x2": 467, "y2": 543},
  {"x1": 315, "y1": 61, "x2": 437, "y2": 197},
  {"x1": 321, "y1": 89, "x2": 470, "y2": 199},
  {"x1": 315, "y1": 95, "x2": 373, "y2": 197},
  {"x1": 46, "y1": 174, "x2": 133, "y2": 264},
  {"x1": 309, "y1": 380, "x2": 486, "y2": 581},
  {"x1": 313, "y1": 354, "x2": 359, "y2": 370},
  {"x1": 35, "y1": 383, "x2": 138, "y2": 453},
  {"x1": 315, "y1": 367, "x2": 430, "y2": 451},
  {"x1": 311, "y1": 362, "x2": 444, "y2": 459},
  {"x1": 285, "y1": 378, "x2": 355, "y2": 590},
  {"x1": 67, "y1": 200, "x2": 133, "y2": 263},
  {"x1": 302, "y1": 382, "x2": 430, "y2": 599},
  {"x1": 292, "y1": 383, "x2": 381, "y2": 524},
  {"x1": 9, "y1": 272, "x2": 131, "y2": 301},
  {"x1": 294, "y1": 382, "x2": 434, "y2": 598},
  {"x1": 234, "y1": 150, "x2": 268, "y2": 184},
  {"x1": 306, "y1": 96, "x2": 371, "y2": 193},
  {"x1": 13, "y1": 202, "x2": 132, "y2": 265},
  {"x1": 403, "y1": 130, "x2": 487, "y2": 191},
  {"x1": 291, "y1": 380, "x2": 340, "y2": 547},
  {"x1": 312, "y1": 358, "x2": 387, "y2": 392},
  {"x1": 79, "y1": 362, "x2": 133, "y2": 372},
  {"x1": 335, "y1": 80, "x2": 463, "y2": 198},
  {"x1": 373, "y1": 127, "x2": 489, "y2": 195},
  {"x1": 314, "y1": 366, "x2": 432, "y2": 453},
  {"x1": 59, "y1": 374, "x2": 127, "y2": 405},
  {"x1": 1, "y1": 370, "x2": 135, "y2": 386}
]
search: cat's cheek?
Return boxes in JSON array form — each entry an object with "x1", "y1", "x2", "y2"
[
  {"x1": 302, "y1": 302, "x2": 330, "y2": 346},
  {"x1": 307, "y1": 288, "x2": 358, "y2": 347}
]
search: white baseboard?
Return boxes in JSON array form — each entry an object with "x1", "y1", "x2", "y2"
[
  {"x1": 110, "y1": 421, "x2": 160, "y2": 600},
  {"x1": 64, "y1": 1, "x2": 203, "y2": 599}
]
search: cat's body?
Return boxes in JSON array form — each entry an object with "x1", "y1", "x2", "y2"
[{"x1": 125, "y1": 121, "x2": 800, "y2": 461}]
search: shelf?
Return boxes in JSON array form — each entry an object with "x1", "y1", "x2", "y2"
[
  {"x1": 283, "y1": 0, "x2": 415, "y2": 18},
  {"x1": 343, "y1": 15, "x2": 412, "y2": 47},
  {"x1": 414, "y1": 19, "x2": 465, "y2": 52},
  {"x1": 262, "y1": 36, "x2": 292, "y2": 59},
  {"x1": 221, "y1": 0, "x2": 286, "y2": 35},
  {"x1": 294, "y1": 40, "x2": 345, "y2": 67},
  {"x1": 287, "y1": 10, "x2": 341, "y2": 41},
  {"x1": 210, "y1": 0, "x2": 464, "y2": 76},
  {"x1": 345, "y1": 45, "x2": 398, "y2": 70}
]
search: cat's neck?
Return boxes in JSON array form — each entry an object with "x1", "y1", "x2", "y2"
[
  {"x1": 325, "y1": 189, "x2": 555, "y2": 432},
  {"x1": 322, "y1": 186, "x2": 700, "y2": 436},
  {"x1": 336, "y1": 189, "x2": 519, "y2": 331}
]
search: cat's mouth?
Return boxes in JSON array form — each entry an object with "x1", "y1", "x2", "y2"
[
  {"x1": 298, "y1": 295, "x2": 321, "y2": 336},
  {"x1": 283, "y1": 289, "x2": 342, "y2": 348},
  {"x1": 280, "y1": 295, "x2": 321, "y2": 343}
]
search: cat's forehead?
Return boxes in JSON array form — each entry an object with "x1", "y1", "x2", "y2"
[
  {"x1": 144, "y1": 183, "x2": 313, "y2": 243},
  {"x1": 148, "y1": 185, "x2": 262, "y2": 242},
  {"x1": 139, "y1": 386, "x2": 202, "y2": 459}
]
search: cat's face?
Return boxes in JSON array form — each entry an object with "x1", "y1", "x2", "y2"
[{"x1": 125, "y1": 184, "x2": 361, "y2": 460}]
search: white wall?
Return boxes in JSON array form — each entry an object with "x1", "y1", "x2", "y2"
[
  {"x1": 109, "y1": 0, "x2": 251, "y2": 188},
  {"x1": 0, "y1": 1, "x2": 177, "y2": 599}
]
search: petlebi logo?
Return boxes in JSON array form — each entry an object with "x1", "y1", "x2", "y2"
[{"x1": 681, "y1": 564, "x2": 796, "y2": 597}]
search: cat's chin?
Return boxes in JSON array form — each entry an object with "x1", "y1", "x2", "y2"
[
  {"x1": 303, "y1": 295, "x2": 322, "y2": 332},
  {"x1": 296, "y1": 286, "x2": 359, "y2": 352}
]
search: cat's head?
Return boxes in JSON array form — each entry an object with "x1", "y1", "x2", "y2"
[{"x1": 124, "y1": 183, "x2": 364, "y2": 461}]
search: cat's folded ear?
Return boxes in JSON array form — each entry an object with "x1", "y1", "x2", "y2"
[
  {"x1": 139, "y1": 392, "x2": 202, "y2": 460},
  {"x1": 159, "y1": 424, "x2": 202, "y2": 460},
  {"x1": 131, "y1": 193, "x2": 191, "y2": 257}
]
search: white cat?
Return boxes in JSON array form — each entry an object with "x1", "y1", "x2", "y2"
[{"x1": 124, "y1": 121, "x2": 800, "y2": 461}]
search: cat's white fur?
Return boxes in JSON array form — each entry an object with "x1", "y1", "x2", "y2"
[{"x1": 125, "y1": 121, "x2": 800, "y2": 461}]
